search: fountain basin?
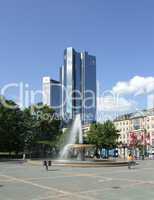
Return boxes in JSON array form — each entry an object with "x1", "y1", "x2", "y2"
[
  {"x1": 67, "y1": 144, "x2": 95, "y2": 149},
  {"x1": 50, "y1": 159, "x2": 128, "y2": 167},
  {"x1": 28, "y1": 159, "x2": 128, "y2": 168},
  {"x1": 60, "y1": 144, "x2": 95, "y2": 161}
]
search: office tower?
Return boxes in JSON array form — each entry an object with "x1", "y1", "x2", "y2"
[
  {"x1": 59, "y1": 65, "x2": 64, "y2": 118},
  {"x1": 60, "y1": 47, "x2": 96, "y2": 124},
  {"x1": 42, "y1": 76, "x2": 61, "y2": 113},
  {"x1": 81, "y1": 51, "x2": 96, "y2": 123}
]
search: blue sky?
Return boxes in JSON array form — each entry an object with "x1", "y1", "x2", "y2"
[{"x1": 0, "y1": 0, "x2": 154, "y2": 111}]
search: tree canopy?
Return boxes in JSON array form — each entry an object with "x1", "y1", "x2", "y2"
[
  {"x1": 0, "y1": 98, "x2": 62, "y2": 157},
  {"x1": 86, "y1": 120, "x2": 120, "y2": 150}
]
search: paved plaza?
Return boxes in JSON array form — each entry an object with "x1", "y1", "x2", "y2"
[{"x1": 1, "y1": 160, "x2": 154, "y2": 200}]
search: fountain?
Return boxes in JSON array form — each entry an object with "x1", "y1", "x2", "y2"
[
  {"x1": 50, "y1": 114, "x2": 128, "y2": 167},
  {"x1": 28, "y1": 114, "x2": 128, "y2": 167},
  {"x1": 60, "y1": 114, "x2": 94, "y2": 161}
]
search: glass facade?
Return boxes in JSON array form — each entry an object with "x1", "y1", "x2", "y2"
[
  {"x1": 43, "y1": 47, "x2": 96, "y2": 122},
  {"x1": 60, "y1": 47, "x2": 96, "y2": 124},
  {"x1": 64, "y1": 47, "x2": 74, "y2": 119},
  {"x1": 81, "y1": 52, "x2": 96, "y2": 123},
  {"x1": 60, "y1": 65, "x2": 64, "y2": 118},
  {"x1": 50, "y1": 79, "x2": 61, "y2": 114},
  {"x1": 73, "y1": 51, "x2": 81, "y2": 117}
]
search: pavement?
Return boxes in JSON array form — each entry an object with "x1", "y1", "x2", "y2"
[{"x1": 0, "y1": 160, "x2": 154, "y2": 200}]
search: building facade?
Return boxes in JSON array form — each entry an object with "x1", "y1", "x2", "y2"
[
  {"x1": 42, "y1": 47, "x2": 96, "y2": 124},
  {"x1": 81, "y1": 51, "x2": 96, "y2": 124},
  {"x1": 114, "y1": 109, "x2": 154, "y2": 157},
  {"x1": 60, "y1": 47, "x2": 96, "y2": 124},
  {"x1": 42, "y1": 77, "x2": 61, "y2": 114}
]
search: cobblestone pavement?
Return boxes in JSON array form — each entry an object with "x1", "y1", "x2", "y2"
[{"x1": 1, "y1": 160, "x2": 154, "y2": 200}]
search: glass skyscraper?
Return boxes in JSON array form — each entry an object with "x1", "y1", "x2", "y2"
[
  {"x1": 81, "y1": 52, "x2": 96, "y2": 123},
  {"x1": 60, "y1": 47, "x2": 96, "y2": 124}
]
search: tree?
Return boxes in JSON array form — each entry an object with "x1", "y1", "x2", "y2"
[
  {"x1": 0, "y1": 98, "x2": 62, "y2": 158},
  {"x1": 0, "y1": 98, "x2": 25, "y2": 154},
  {"x1": 86, "y1": 120, "x2": 120, "y2": 156},
  {"x1": 21, "y1": 108, "x2": 38, "y2": 153},
  {"x1": 28, "y1": 103, "x2": 62, "y2": 157}
]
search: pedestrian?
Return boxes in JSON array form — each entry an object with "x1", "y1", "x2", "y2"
[
  {"x1": 43, "y1": 160, "x2": 48, "y2": 171},
  {"x1": 48, "y1": 160, "x2": 52, "y2": 167},
  {"x1": 127, "y1": 153, "x2": 133, "y2": 169}
]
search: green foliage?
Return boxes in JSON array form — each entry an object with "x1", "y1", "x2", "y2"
[
  {"x1": 0, "y1": 98, "x2": 25, "y2": 153},
  {"x1": 86, "y1": 120, "x2": 120, "y2": 150},
  {"x1": 0, "y1": 98, "x2": 62, "y2": 156},
  {"x1": 0, "y1": 97, "x2": 119, "y2": 157}
]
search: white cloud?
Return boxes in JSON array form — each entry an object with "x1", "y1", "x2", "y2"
[
  {"x1": 97, "y1": 95, "x2": 137, "y2": 122},
  {"x1": 112, "y1": 76, "x2": 154, "y2": 95},
  {"x1": 96, "y1": 76, "x2": 154, "y2": 122},
  {"x1": 97, "y1": 96, "x2": 136, "y2": 112}
]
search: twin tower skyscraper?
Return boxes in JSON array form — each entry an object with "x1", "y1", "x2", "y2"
[{"x1": 43, "y1": 47, "x2": 96, "y2": 124}]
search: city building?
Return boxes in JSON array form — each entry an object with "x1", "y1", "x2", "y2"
[
  {"x1": 42, "y1": 76, "x2": 61, "y2": 114},
  {"x1": 114, "y1": 108, "x2": 154, "y2": 158},
  {"x1": 60, "y1": 47, "x2": 96, "y2": 124},
  {"x1": 42, "y1": 47, "x2": 96, "y2": 124}
]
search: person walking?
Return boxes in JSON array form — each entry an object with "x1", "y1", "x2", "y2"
[
  {"x1": 128, "y1": 153, "x2": 133, "y2": 169},
  {"x1": 43, "y1": 160, "x2": 48, "y2": 171}
]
